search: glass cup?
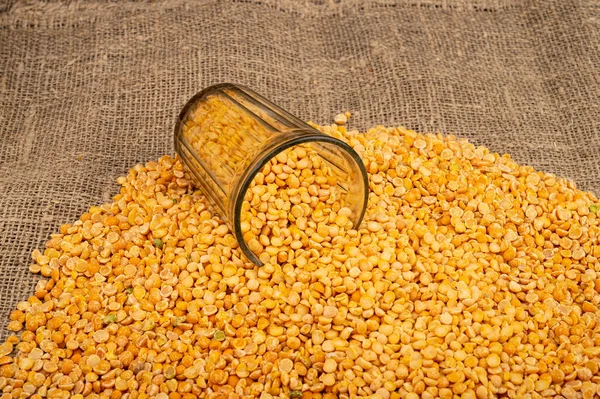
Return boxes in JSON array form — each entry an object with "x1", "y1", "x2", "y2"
[{"x1": 174, "y1": 83, "x2": 368, "y2": 265}]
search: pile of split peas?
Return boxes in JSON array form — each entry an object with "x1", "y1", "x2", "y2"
[{"x1": 1, "y1": 114, "x2": 600, "y2": 399}]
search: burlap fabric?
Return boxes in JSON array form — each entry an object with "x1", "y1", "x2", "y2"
[{"x1": 1, "y1": 0, "x2": 599, "y2": 338}]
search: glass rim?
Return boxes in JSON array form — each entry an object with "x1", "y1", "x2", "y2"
[{"x1": 231, "y1": 131, "x2": 369, "y2": 266}]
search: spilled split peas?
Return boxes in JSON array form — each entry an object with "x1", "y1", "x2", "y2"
[{"x1": 1, "y1": 116, "x2": 600, "y2": 399}]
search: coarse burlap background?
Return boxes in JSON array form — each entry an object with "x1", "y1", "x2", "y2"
[{"x1": 1, "y1": 0, "x2": 599, "y2": 339}]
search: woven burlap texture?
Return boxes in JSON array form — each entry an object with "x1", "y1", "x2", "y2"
[{"x1": 1, "y1": 0, "x2": 599, "y2": 338}]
